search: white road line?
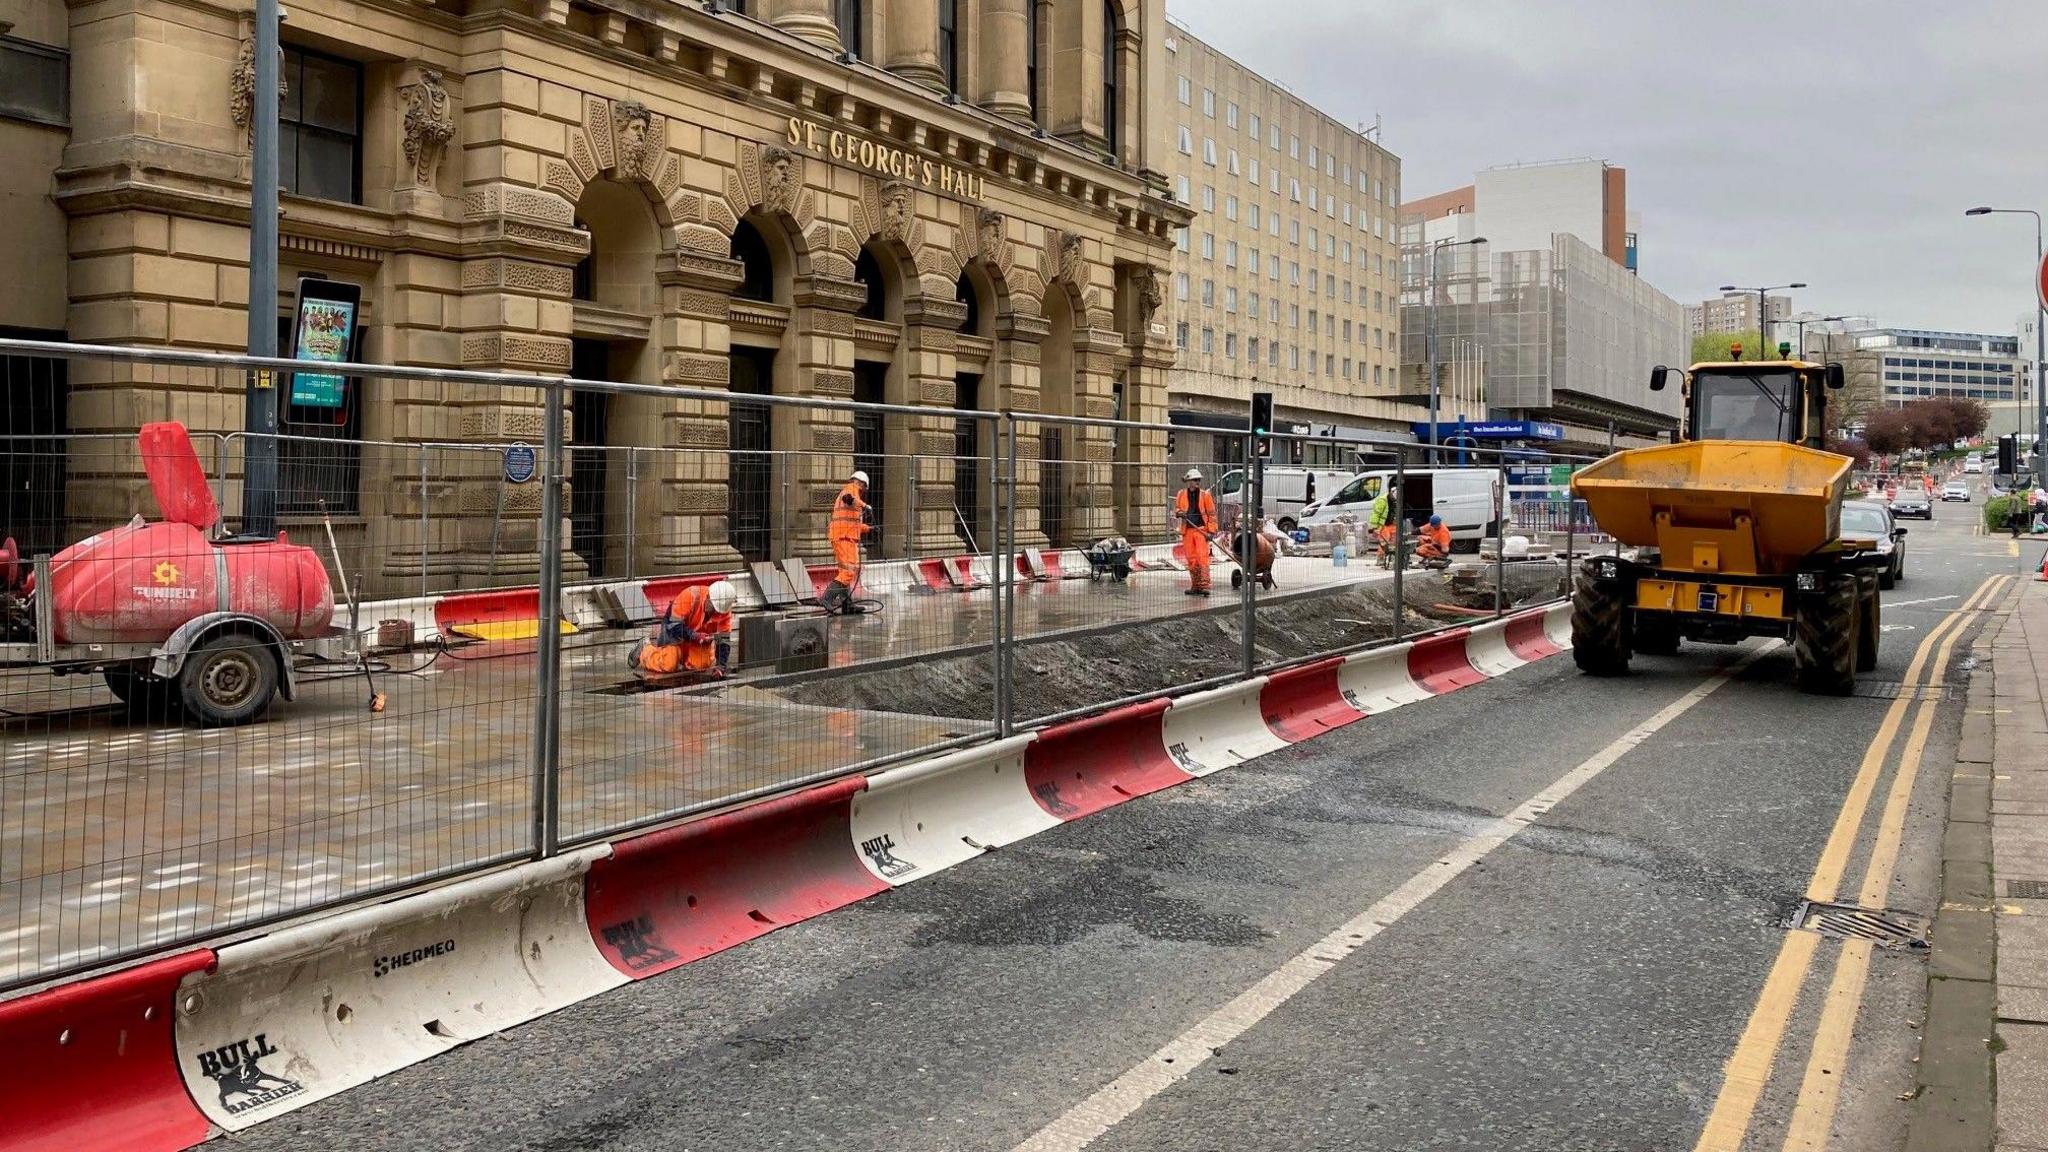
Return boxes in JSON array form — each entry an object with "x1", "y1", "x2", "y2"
[
  {"x1": 1011, "y1": 644, "x2": 1774, "y2": 1152},
  {"x1": 1882, "y1": 594, "x2": 1959, "y2": 609}
]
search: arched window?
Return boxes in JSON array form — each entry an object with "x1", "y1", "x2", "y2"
[
  {"x1": 731, "y1": 219, "x2": 774, "y2": 302},
  {"x1": 835, "y1": 0, "x2": 862, "y2": 57},
  {"x1": 938, "y1": 0, "x2": 959, "y2": 94},
  {"x1": 854, "y1": 247, "x2": 887, "y2": 320},
  {"x1": 1101, "y1": 1, "x2": 1120, "y2": 155},
  {"x1": 954, "y1": 271, "x2": 980, "y2": 334}
]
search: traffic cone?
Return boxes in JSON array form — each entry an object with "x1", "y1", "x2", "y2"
[{"x1": 2037, "y1": 550, "x2": 2048, "y2": 582}]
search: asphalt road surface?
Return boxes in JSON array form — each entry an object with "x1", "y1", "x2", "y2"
[{"x1": 228, "y1": 499, "x2": 2040, "y2": 1152}]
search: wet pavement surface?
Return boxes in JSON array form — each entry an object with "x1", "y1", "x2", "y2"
[{"x1": 1, "y1": 554, "x2": 1389, "y2": 987}]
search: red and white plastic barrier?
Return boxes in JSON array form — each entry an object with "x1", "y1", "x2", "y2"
[
  {"x1": 3, "y1": 601, "x2": 1571, "y2": 1152},
  {"x1": 0, "y1": 949, "x2": 215, "y2": 1152}
]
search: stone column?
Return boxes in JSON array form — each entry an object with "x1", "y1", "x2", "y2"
[
  {"x1": 771, "y1": 0, "x2": 843, "y2": 52},
  {"x1": 885, "y1": 0, "x2": 943, "y2": 90},
  {"x1": 1123, "y1": 340, "x2": 1175, "y2": 542},
  {"x1": 636, "y1": 249, "x2": 750, "y2": 574},
  {"x1": 901, "y1": 295, "x2": 972, "y2": 555},
  {"x1": 788, "y1": 275, "x2": 867, "y2": 559},
  {"x1": 977, "y1": 0, "x2": 1030, "y2": 122},
  {"x1": 993, "y1": 311, "x2": 1050, "y2": 550},
  {"x1": 1063, "y1": 325, "x2": 1124, "y2": 545}
]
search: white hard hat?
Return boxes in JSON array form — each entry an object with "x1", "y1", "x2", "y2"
[
  {"x1": 851, "y1": 470, "x2": 870, "y2": 486},
  {"x1": 1183, "y1": 468, "x2": 1203, "y2": 482},
  {"x1": 708, "y1": 580, "x2": 737, "y2": 614}
]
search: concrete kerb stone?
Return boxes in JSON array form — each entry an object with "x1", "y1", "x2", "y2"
[
  {"x1": 171, "y1": 846, "x2": 621, "y2": 1132},
  {"x1": 851, "y1": 735, "x2": 1056, "y2": 884}
]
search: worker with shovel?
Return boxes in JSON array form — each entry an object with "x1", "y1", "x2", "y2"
[{"x1": 1176, "y1": 468, "x2": 1218, "y2": 597}]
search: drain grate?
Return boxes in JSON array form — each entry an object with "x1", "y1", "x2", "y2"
[
  {"x1": 2007, "y1": 880, "x2": 2048, "y2": 900},
  {"x1": 1790, "y1": 901, "x2": 1930, "y2": 950},
  {"x1": 1851, "y1": 681, "x2": 1945, "y2": 701}
]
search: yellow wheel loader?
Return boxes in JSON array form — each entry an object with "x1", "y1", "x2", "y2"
[{"x1": 1568, "y1": 354, "x2": 1893, "y2": 695}]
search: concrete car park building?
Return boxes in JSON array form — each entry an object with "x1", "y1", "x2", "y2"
[
  {"x1": 1155, "y1": 20, "x2": 1410, "y2": 468},
  {"x1": 0, "y1": 0, "x2": 1189, "y2": 593}
]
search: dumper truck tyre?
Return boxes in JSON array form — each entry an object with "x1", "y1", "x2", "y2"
[
  {"x1": 1571, "y1": 568, "x2": 1631, "y2": 676},
  {"x1": 1795, "y1": 576, "x2": 1858, "y2": 696},
  {"x1": 1855, "y1": 575, "x2": 1881, "y2": 674},
  {"x1": 1631, "y1": 613, "x2": 1681, "y2": 656}
]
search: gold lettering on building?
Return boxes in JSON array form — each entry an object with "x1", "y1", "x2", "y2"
[{"x1": 785, "y1": 116, "x2": 987, "y2": 201}]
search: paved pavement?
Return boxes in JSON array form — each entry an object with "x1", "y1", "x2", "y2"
[
  {"x1": 0, "y1": 552, "x2": 1392, "y2": 988},
  {"x1": 1985, "y1": 555, "x2": 2048, "y2": 1150},
  {"x1": 211, "y1": 501, "x2": 2043, "y2": 1150}
]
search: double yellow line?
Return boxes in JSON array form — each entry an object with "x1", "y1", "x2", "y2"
[{"x1": 1693, "y1": 572, "x2": 2014, "y2": 1152}]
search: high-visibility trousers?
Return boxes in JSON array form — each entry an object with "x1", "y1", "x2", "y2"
[
  {"x1": 831, "y1": 535, "x2": 861, "y2": 586},
  {"x1": 636, "y1": 638, "x2": 717, "y2": 675},
  {"x1": 1182, "y1": 526, "x2": 1211, "y2": 590}
]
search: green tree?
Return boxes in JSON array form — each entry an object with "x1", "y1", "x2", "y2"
[{"x1": 1691, "y1": 331, "x2": 1784, "y2": 364}]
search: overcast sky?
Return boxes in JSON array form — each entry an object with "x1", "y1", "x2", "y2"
[{"x1": 1165, "y1": 0, "x2": 2048, "y2": 338}]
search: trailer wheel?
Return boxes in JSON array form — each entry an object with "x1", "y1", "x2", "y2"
[
  {"x1": 1856, "y1": 575, "x2": 1881, "y2": 673},
  {"x1": 1632, "y1": 614, "x2": 1681, "y2": 656},
  {"x1": 177, "y1": 633, "x2": 280, "y2": 726},
  {"x1": 1795, "y1": 576, "x2": 1858, "y2": 696},
  {"x1": 104, "y1": 666, "x2": 181, "y2": 721},
  {"x1": 1571, "y1": 566, "x2": 1631, "y2": 676}
]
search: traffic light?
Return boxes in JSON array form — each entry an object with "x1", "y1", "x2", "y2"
[
  {"x1": 1999, "y1": 434, "x2": 2017, "y2": 475},
  {"x1": 1251, "y1": 391, "x2": 1274, "y2": 459}
]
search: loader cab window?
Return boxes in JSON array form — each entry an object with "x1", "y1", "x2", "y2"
[{"x1": 1693, "y1": 371, "x2": 1798, "y2": 443}]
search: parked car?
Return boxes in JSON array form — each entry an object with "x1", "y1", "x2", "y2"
[
  {"x1": 1295, "y1": 467, "x2": 1503, "y2": 549},
  {"x1": 1841, "y1": 499, "x2": 1906, "y2": 589},
  {"x1": 1888, "y1": 490, "x2": 1933, "y2": 520},
  {"x1": 1941, "y1": 481, "x2": 1972, "y2": 502},
  {"x1": 1213, "y1": 467, "x2": 1354, "y2": 533}
]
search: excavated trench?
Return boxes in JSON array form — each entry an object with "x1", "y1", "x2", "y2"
[{"x1": 767, "y1": 561, "x2": 1566, "y2": 723}]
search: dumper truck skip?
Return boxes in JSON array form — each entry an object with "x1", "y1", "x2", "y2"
[{"x1": 1568, "y1": 353, "x2": 1894, "y2": 695}]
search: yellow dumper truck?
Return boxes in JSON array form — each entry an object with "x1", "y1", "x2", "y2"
[{"x1": 1569, "y1": 355, "x2": 1894, "y2": 695}]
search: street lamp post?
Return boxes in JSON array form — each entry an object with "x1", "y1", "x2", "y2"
[
  {"x1": 1427, "y1": 235, "x2": 1486, "y2": 464},
  {"x1": 1718, "y1": 282, "x2": 1808, "y2": 357},
  {"x1": 1965, "y1": 206, "x2": 2046, "y2": 473},
  {"x1": 1789, "y1": 314, "x2": 1848, "y2": 361}
]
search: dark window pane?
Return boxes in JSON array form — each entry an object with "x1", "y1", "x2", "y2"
[
  {"x1": 299, "y1": 54, "x2": 358, "y2": 133},
  {"x1": 298, "y1": 131, "x2": 356, "y2": 202},
  {"x1": 278, "y1": 123, "x2": 301, "y2": 193},
  {"x1": 281, "y1": 48, "x2": 303, "y2": 122},
  {"x1": 0, "y1": 40, "x2": 69, "y2": 127}
]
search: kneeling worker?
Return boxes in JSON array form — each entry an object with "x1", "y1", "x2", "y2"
[
  {"x1": 821, "y1": 469, "x2": 871, "y2": 614},
  {"x1": 1416, "y1": 514, "x2": 1453, "y2": 563},
  {"x1": 633, "y1": 579, "x2": 737, "y2": 677}
]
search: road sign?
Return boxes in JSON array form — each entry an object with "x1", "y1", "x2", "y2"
[
  {"x1": 504, "y1": 443, "x2": 537, "y2": 485},
  {"x1": 2040, "y1": 250, "x2": 2048, "y2": 313}
]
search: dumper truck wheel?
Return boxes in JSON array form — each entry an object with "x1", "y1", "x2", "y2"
[
  {"x1": 104, "y1": 665, "x2": 182, "y2": 722},
  {"x1": 1856, "y1": 575, "x2": 1881, "y2": 674},
  {"x1": 1571, "y1": 567, "x2": 1631, "y2": 676},
  {"x1": 177, "y1": 633, "x2": 280, "y2": 727},
  {"x1": 1631, "y1": 614, "x2": 1681, "y2": 656},
  {"x1": 1795, "y1": 576, "x2": 1858, "y2": 696}
]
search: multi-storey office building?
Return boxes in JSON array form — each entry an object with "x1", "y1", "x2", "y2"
[{"x1": 1155, "y1": 20, "x2": 1409, "y2": 468}]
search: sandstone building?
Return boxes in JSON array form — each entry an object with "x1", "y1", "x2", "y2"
[{"x1": 0, "y1": 0, "x2": 1189, "y2": 592}]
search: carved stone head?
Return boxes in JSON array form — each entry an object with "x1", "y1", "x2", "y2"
[
  {"x1": 976, "y1": 208, "x2": 1005, "y2": 262},
  {"x1": 878, "y1": 180, "x2": 912, "y2": 242},
  {"x1": 762, "y1": 145, "x2": 797, "y2": 213},
  {"x1": 1137, "y1": 267, "x2": 1165, "y2": 321},
  {"x1": 614, "y1": 100, "x2": 653, "y2": 178}
]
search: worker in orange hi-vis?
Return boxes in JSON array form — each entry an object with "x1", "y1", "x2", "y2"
[
  {"x1": 821, "y1": 469, "x2": 871, "y2": 614},
  {"x1": 1175, "y1": 468, "x2": 1218, "y2": 598},
  {"x1": 632, "y1": 579, "x2": 737, "y2": 676}
]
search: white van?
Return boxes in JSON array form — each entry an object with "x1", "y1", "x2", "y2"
[
  {"x1": 1214, "y1": 467, "x2": 1354, "y2": 531},
  {"x1": 1295, "y1": 467, "x2": 1503, "y2": 550}
]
